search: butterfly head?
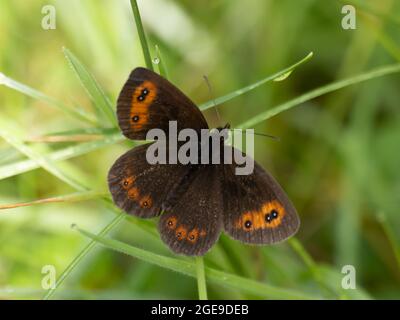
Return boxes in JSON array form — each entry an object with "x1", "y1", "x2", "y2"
[
  {"x1": 213, "y1": 123, "x2": 231, "y2": 141},
  {"x1": 211, "y1": 123, "x2": 230, "y2": 143}
]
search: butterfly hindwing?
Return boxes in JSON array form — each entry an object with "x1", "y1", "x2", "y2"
[
  {"x1": 158, "y1": 165, "x2": 223, "y2": 256},
  {"x1": 117, "y1": 67, "x2": 209, "y2": 140},
  {"x1": 108, "y1": 143, "x2": 190, "y2": 218},
  {"x1": 222, "y1": 147, "x2": 300, "y2": 244}
]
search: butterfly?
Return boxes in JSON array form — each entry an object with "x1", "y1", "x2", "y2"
[{"x1": 108, "y1": 67, "x2": 300, "y2": 256}]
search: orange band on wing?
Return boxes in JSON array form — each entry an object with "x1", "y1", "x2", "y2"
[
  {"x1": 125, "y1": 181, "x2": 153, "y2": 208},
  {"x1": 130, "y1": 80, "x2": 157, "y2": 131},
  {"x1": 166, "y1": 216, "x2": 178, "y2": 229},
  {"x1": 235, "y1": 200, "x2": 286, "y2": 231},
  {"x1": 127, "y1": 187, "x2": 140, "y2": 200},
  {"x1": 164, "y1": 216, "x2": 207, "y2": 244},
  {"x1": 121, "y1": 176, "x2": 135, "y2": 189},
  {"x1": 187, "y1": 228, "x2": 199, "y2": 243},
  {"x1": 140, "y1": 194, "x2": 153, "y2": 208},
  {"x1": 175, "y1": 226, "x2": 188, "y2": 241}
]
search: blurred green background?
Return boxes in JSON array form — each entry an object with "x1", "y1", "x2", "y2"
[{"x1": 1, "y1": 0, "x2": 400, "y2": 299}]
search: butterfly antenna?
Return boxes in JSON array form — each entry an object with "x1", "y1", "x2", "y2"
[
  {"x1": 229, "y1": 128, "x2": 280, "y2": 141},
  {"x1": 203, "y1": 75, "x2": 223, "y2": 127}
]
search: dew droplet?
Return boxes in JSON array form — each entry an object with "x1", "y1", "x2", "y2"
[{"x1": 152, "y1": 57, "x2": 160, "y2": 65}]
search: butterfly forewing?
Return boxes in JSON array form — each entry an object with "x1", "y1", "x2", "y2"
[{"x1": 117, "y1": 67, "x2": 208, "y2": 140}]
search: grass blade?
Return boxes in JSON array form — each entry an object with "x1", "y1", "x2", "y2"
[
  {"x1": 0, "y1": 190, "x2": 105, "y2": 210},
  {"x1": 199, "y1": 52, "x2": 313, "y2": 111},
  {"x1": 25, "y1": 134, "x2": 105, "y2": 143},
  {"x1": 238, "y1": 63, "x2": 400, "y2": 128},
  {"x1": 43, "y1": 214, "x2": 125, "y2": 300},
  {"x1": 0, "y1": 72, "x2": 96, "y2": 124},
  {"x1": 0, "y1": 117, "x2": 85, "y2": 190},
  {"x1": 154, "y1": 45, "x2": 169, "y2": 78},
  {"x1": 43, "y1": 127, "x2": 118, "y2": 136},
  {"x1": 63, "y1": 47, "x2": 117, "y2": 127},
  {"x1": 196, "y1": 257, "x2": 208, "y2": 300},
  {"x1": 75, "y1": 225, "x2": 321, "y2": 299},
  {"x1": 289, "y1": 238, "x2": 343, "y2": 298},
  {"x1": 130, "y1": 0, "x2": 153, "y2": 70},
  {"x1": 0, "y1": 133, "x2": 123, "y2": 180},
  {"x1": 377, "y1": 212, "x2": 400, "y2": 271}
]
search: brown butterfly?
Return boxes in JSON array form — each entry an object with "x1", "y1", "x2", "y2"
[{"x1": 108, "y1": 67, "x2": 300, "y2": 256}]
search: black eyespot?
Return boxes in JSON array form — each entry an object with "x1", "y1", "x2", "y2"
[
  {"x1": 142, "y1": 88, "x2": 149, "y2": 96},
  {"x1": 132, "y1": 115, "x2": 139, "y2": 122},
  {"x1": 137, "y1": 95, "x2": 145, "y2": 101},
  {"x1": 189, "y1": 235, "x2": 195, "y2": 240},
  {"x1": 167, "y1": 220, "x2": 173, "y2": 226},
  {"x1": 270, "y1": 210, "x2": 278, "y2": 219},
  {"x1": 142, "y1": 201, "x2": 148, "y2": 207},
  {"x1": 244, "y1": 220, "x2": 252, "y2": 229},
  {"x1": 123, "y1": 180, "x2": 129, "y2": 186},
  {"x1": 265, "y1": 214, "x2": 272, "y2": 223},
  {"x1": 176, "y1": 232, "x2": 182, "y2": 239}
]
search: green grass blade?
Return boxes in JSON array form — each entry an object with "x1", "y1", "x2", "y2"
[
  {"x1": 43, "y1": 214, "x2": 125, "y2": 300},
  {"x1": 0, "y1": 190, "x2": 105, "y2": 210},
  {"x1": 377, "y1": 212, "x2": 400, "y2": 271},
  {"x1": 195, "y1": 257, "x2": 208, "y2": 300},
  {"x1": 289, "y1": 238, "x2": 343, "y2": 298},
  {"x1": 0, "y1": 133, "x2": 123, "y2": 180},
  {"x1": 0, "y1": 117, "x2": 85, "y2": 190},
  {"x1": 217, "y1": 235, "x2": 254, "y2": 278},
  {"x1": 199, "y1": 52, "x2": 313, "y2": 111},
  {"x1": 130, "y1": 0, "x2": 153, "y2": 70},
  {"x1": 63, "y1": 47, "x2": 117, "y2": 127},
  {"x1": 75, "y1": 226, "x2": 321, "y2": 299},
  {"x1": 0, "y1": 72, "x2": 97, "y2": 124},
  {"x1": 26, "y1": 134, "x2": 103, "y2": 143},
  {"x1": 43, "y1": 127, "x2": 118, "y2": 136},
  {"x1": 238, "y1": 63, "x2": 400, "y2": 128}
]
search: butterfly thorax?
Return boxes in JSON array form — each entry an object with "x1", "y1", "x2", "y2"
[{"x1": 196, "y1": 126, "x2": 230, "y2": 165}]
